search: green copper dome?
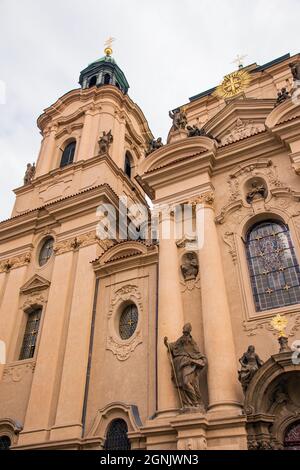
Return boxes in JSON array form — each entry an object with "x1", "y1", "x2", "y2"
[{"x1": 79, "y1": 53, "x2": 129, "y2": 94}]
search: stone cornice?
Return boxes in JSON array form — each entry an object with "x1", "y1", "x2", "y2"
[{"x1": 0, "y1": 184, "x2": 120, "y2": 243}]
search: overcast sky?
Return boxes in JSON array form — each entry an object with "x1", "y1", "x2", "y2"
[{"x1": 0, "y1": 0, "x2": 299, "y2": 221}]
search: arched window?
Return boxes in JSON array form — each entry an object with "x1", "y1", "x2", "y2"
[
  {"x1": 284, "y1": 422, "x2": 300, "y2": 450},
  {"x1": 246, "y1": 220, "x2": 300, "y2": 312},
  {"x1": 104, "y1": 73, "x2": 111, "y2": 85},
  {"x1": 60, "y1": 141, "x2": 76, "y2": 168},
  {"x1": 124, "y1": 152, "x2": 132, "y2": 179},
  {"x1": 38, "y1": 237, "x2": 54, "y2": 266},
  {"x1": 119, "y1": 304, "x2": 138, "y2": 340},
  {"x1": 0, "y1": 435, "x2": 11, "y2": 450},
  {"x1": 104, "y1": 419, "x2": 131, "y2": 450},
  {"x1": 19, "y1": 307, "x2": 42, "y2": 360},
  {"x1": 89, "y1": 76, "x2": 97, "y2": 88}
]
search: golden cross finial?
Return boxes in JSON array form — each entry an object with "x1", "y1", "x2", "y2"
[
  {"x1": 232, "y1": 54, "x2": 248, "y2": 69},
  {"x1": 271, "y1": 314, "x2": 288, "y2": 338},
  {"x1": 104, "y1": 37, "x2": 115, "y2": 56}
]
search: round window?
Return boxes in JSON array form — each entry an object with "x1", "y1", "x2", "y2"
[
  {"x1": 119, "y1": 304, "x2": 138, "y2": 340},
  {"x1": 38, "y1": 237, "x2": 54, "y2": 267}
]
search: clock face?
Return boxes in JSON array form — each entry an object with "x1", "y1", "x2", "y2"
[{"x1": 215, "y1": 69, "x2": 251, "y2": 99}]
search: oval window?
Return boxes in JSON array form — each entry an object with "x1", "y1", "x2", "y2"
[
  {"x1": 38, "y1": 237, "x2": 54, "y2": 267},
  {"x1": 119, "y1": 304, "x2": 138, "y2": 340}
]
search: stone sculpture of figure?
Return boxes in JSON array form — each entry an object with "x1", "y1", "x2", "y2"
[
  {"x1": 164, "y1": 323, "x2": 207, "y2": 409},
  {"x1": 238, "y1": 345, "x2": 263, "y2": 393},
  {"x1": 181, "y1": 252, "x2": 199, "y2": 281},
  {"x1": 290, "y1": 62, "x2": 300, "y2": 83},
  {"x1": 169, "y1": 108, "x2": 187, "y2": 131},
  {"x1": 187, "y1": 125, "x2": 219, "y2": 142},
  {"x1": 246, "y1": 180, "x2": 267, "y2": 204},
  {"x1": 275, "y1": 87, "x2": 290, "y2": 107},
  {"x1": 146, "y1": 137, "x2": 164, "y2": 156},
  {"x1": 24, "y1": 163, "x2": 36, "y2": 185},
  {"x1": 98, "y1": 130, "x2": 113, "y2": 155},
  {"x1": 187, "y1": 125, "x2": 206, "y2": 137}
]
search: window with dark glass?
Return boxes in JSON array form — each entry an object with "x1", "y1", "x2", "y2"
[
  {"x1": 38, "y1": 237, "x2": 54, "y2": 266},
  {"x1": 104, "y1": 419, "x2": 131, "y2": 450},
  {"x1": 104, "y1": 73, "x2": 111, "y2": 85},
  {"x1": 60, "y1": 141, "x2": 76, "y2": 168},
  {"x1": 124, "y1": 153, "x2": 132, "y2": 179},
  {"x1": 19, "y1": 308, "x2": 42, "y2": 360},
  {"x1": 0, "y1": 436, "x2": 11, "y2": 450},
  {"x1": 246, "y1": 220, "x2": 300, "y2": 312},
  {"x1": 119, "y1": 304, "x2": 138, "y2": 340},
  {"x1": 89, "y1": 75, "x2": 97, "y2": 88}
]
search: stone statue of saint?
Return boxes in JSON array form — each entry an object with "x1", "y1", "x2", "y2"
[
  {"x1": 169, "y1": 108, "x2": 187, "y2": 131},
  {"x1": 146, "y1": 137, "x2": 163, "y2": 156},
  {"x1": 181, "y1": 252, "x2": 199, "y2": 281},
  {"x1": 275, "y1": 87, "x2": 290, "y2": 107},
  {"x1": 98, "y1": 130, "x2": 113, "y2": 155},
  {"x1": 24, "y1": 163, "x2": 36, "y2": 185},
  {"x1": 290, "y1": 62, "x2": 300, "y2": 83},
  {"x1": 164, "y1": 323, "x2": 207, "y2": 409},
  {"x1": 238, "y1": 345, "x2": 263, "y2": 393},
  {"x1": 246, "y1": 180, "x2": 267, "y2": 204}
]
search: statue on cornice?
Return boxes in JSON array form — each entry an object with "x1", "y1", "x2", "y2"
[
  {"x1": 146, "y1": 137, "x2": 164, "y2": 156},
  {"x1": 238, "y1": 345, "x2": 263, "y2": 393},
  {"x1": 290, "y1": 62, "x2": 300, "y2": 83},
  {"x1": 98, "y1": 130, "x2": 113, "y2": 155},
  {"x1": 169, "y1": 108, "x2": 187, "y2": 131},
  {"x1": 275, "y1": 87, "x2": 290, "y2": 107},
  {"x1": 23, "y1": 163, "x2": 36, "y2": 185},
  {"x1": 186, "y1": 124, "x2": 217, "y2": 141},
  {"x1": 164, "y1": 323, "x2": 207, "y2": 409}
]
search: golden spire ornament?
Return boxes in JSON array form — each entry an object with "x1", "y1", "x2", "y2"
[
  {"x1": 104, "y1": 37, "x2": 115, "y2": 56},
  {"x1": 270, "y1": 314, "x2": 288, "y2": 338}
]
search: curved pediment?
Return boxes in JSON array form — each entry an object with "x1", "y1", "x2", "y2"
[
  {"x1": 265, "y1": 98, "x2": 300, "y2": 129},
  {"x1": 203, "y1": 98, "x2": 273, "y2": 145},
  {"x1": 94, "y1": 240, "x2": 156, "y2": 267},
  {"x1": 139, "y1": 136, "x2": 216, "y2": 175}
]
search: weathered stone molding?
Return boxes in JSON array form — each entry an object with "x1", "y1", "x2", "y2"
[
  {"x1": 0, "y1": 252, "x2": 31, "y2": 273},
  {"x1": 54, "y1": 230, "x2": 98, "y2": 255},
  {"x1": 3, "y1": 361, "x2": 36, "y2": 383}
]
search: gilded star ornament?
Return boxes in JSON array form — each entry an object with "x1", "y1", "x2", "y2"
[
  {"x1": 271, "y1": 314, "x2": 288, "y2": 338},
  {"x1": 214, "y1": 69, "x2": 252, "y2": 99}
]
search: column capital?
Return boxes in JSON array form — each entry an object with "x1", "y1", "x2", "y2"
[{"x1": 188, "y1": 191, "x2": 215, "y2": 209}]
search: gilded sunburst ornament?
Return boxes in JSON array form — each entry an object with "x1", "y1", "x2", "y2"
[{"x1": 214, "y1": 69, "x2": 252, "y2": 99}]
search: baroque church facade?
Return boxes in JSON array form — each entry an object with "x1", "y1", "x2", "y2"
[{"x1": 0, "y1": 48, "x2": 300, "y2": 450}]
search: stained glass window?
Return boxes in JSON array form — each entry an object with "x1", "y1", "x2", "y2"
[
  {"x1": 60, "y1": 141, "x2": 76, "y2": 168},
  {"x1": 39, "y1": 237, "x2": 54, "y2": 266},
  {"x1": 104, "y1": 419, "x2": 131, "y2": 450},
  {"x1": 0, "y1": 436, "x2": 11, "y2": 450},
  {"x1": 119, "y1": 304, "x2": 138, "y2": 340},
  {"x1": 19, "y1": 308, "x2": 42, "y2": 360},
  {"x1": 284, "y1": 422, "x2": 300, "y2": 450},
  {"x1": 246, "y1": 221, "x2": 300, "y2": 312}
]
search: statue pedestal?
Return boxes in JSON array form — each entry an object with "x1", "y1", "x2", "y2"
[
  {"x1": 168, "y1": 129, "x2": 188, "y2": 144},
  {"x1": 170, "y1": 412, "x2": 208, "y2": 450}
]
